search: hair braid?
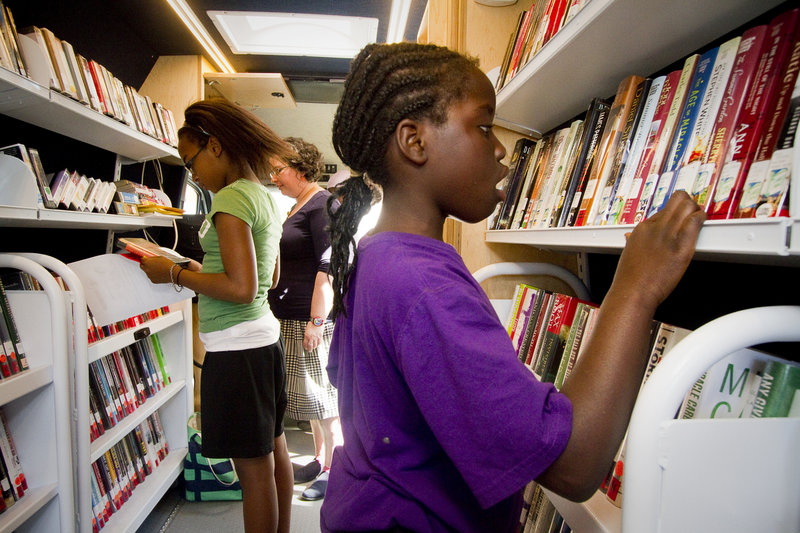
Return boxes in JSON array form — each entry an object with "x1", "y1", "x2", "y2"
[{"x1": 328, "y1": 42, "x2": 479, "y2": 317}]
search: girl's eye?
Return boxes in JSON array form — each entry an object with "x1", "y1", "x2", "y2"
[{"x1": 479, "y1": 125, "x2": 493, "y2": 135}]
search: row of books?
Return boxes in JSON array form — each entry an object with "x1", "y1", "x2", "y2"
[
  {"x1": 89, "y1": 334, "x2": 171, "y2": 442},
  {"x1": 520, "y1": 482, "x2": 571, "y2": 533},
  {"x1": 0, "y1": 276, "x2": 29, "y2": 380},
  {"x1": 0, "y1": 407, "x2": 27, "y2": 516},
  {"x1": 491, "y1": 6, "x2": 800, "y2": 230},
  {"x1": 87, "y1": 305, "x2": 172, "y2": 346},
  {"x1": 505, "y1": 282, "x2": 800, "y2": 509},
  {"x1": 495, "y1": 0, "x2": 590, "y2": 92},
  {"x1": 91, "y1": 412, "x2": 168, "y2": 532},
  {"x1": 0, "y1": 142, "x2": 182, "y2": 217},
  {"x1": 0, "y1": 3, "x2": 178, "y2": 147}
]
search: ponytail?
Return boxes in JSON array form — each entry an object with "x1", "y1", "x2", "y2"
[{"x1": 327, "y1": 174, "x2": 375, "y2": 318}]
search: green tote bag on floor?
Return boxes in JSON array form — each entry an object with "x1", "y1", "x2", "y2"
[{"x1": 184, "y1": 412, "x2": 243, "y2": 501}]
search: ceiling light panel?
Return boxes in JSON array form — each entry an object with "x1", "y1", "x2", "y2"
[{"x1": 209, "y1": 11, "x2": 379, "y2": 59}]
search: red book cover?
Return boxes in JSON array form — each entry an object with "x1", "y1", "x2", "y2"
[
  {"x1": 542, "y1": 0, "x2": 569, "y2": 46},
  {"x1": 690, "y1": 25, "x2": 769, "y2": 211},
  {"x1": 620, "y1": 69, "x2": 683, "y2": 224},
  {"x1": 507, "y1": 8, "x2": 534, "y2": 81},
  {"x1": 735, "y1": 23, "x2": 800, "y2": 218},
  {"x1": 707, "y1": 8, "x2": 799, "y2": 219}
]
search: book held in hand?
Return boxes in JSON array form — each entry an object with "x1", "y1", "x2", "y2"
[{"x1": 116, "y1": 238, "x2": 191, "y2": 266}]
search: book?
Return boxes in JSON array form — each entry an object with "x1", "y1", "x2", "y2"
[
  {"x1": 61, "y1": 39, "x2": 89, "y2": 105},
  {"x1": 564, "y1": 98, "x2": 612, "y2": 226},
  {"x1": 574, "y1": 74, "x2": 645, "y2": 226},
  {"x1": 527, "y1": 125, "x2": 572, "y2": 227},
  {"x1": 535, "y1": 293, "x2": 581, "y2": 383},
  {"x1": 0, "y1": 409, "x2": 25, "y2": 500},
  {"x1": 523, "y1": 290, "x2": 553, "y2": 368},
  {"x1": 0, "y1": 277, "x2": 27, "y2": 373},
  {"x1": 649, "y1": 46, "x2": 720, "y2": 216},
  {"x1": 678, "y1": 346, "x2": 790, "y2": 420},
  {"x1": 606, "y1": 321, "x2": 690, "y2": 507},
  {"x1": 707, "y1": 8, "x2": 800, "y2": 219},
  {"x1": 520, "y1": 134, "x2": 555, "y2": 228},
  {"x1": 517, "y1": 286, "x2": 547, "y2": 365},
  {"x1": 40, "y1": 27, "x2": 77, "y2": 99},
  {"x1": 593, "y1": 76, "x2": 652, "y2": 226},
  {"x1": 48, "y1": 168, "x2": 71, "y2": 206},
  {"x1": 734, "y1": 30, "x2": 800, "y2": 218},
  {"x1": 606, "y1": 75, "x2": 666, "y2": 225},
  {"x1": 553, "y1": 301, "x2": 594, "y2": 389},
  {"x1": 522, "y1": 131, "x2": 562, "y2": 228},
  {"x1": 750, "y1": 77, "x2": 800, "y2": 218},
  {"x1": 535, "y1": 119, "x2": 584, "y2": 228},
  {"x1": 116, "y1": 237, "x2": 191, "y2": 266},
  {"x1": 16, "y1": 26, "x2": 60, "y2": 91},
  {"x1": 75, "y1": 54, "x2": 101, "y2": 112},
  {"x1": 26, "y1": 147, "x2": 57, "y2": 209},
  {"x1": 494, "y1": 137, "x2": 536, "y2": 229},
  {"x1": 510, "y1": 139, "x2": 546, "y2": 229},
  {"x1": 690, "y1": 26, "x2": 769, "y2": 210},
  {"x1": 509, "y1": 284, "x2": 538, "y2": 358},
  {"x1": 750, "y1": 359, "x2": 800, "y2": 418},
  {"x1": 0, "y1": 3, "x2": 25, "y2": 77}
]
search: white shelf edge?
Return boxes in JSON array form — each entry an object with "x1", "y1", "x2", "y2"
[
  {"x1": 87, "y1": 310, "x2": 185, "y2": 363},
  {"x1": 95, "y1": 448, "x2": 186, "y2": 533},
  {"x1": 0, "y1": 366, "x2": 52, "y2": 406},
  {"x1": 0, "y1": 206, "x2": 178, "y2": 229},
  {"x1": 486, "y1": 218, "x2": 800, "y2": 262},
  {"x1": 89, "y1": 379, "x2": 186, "y2": 463},
  {"x1": 0, "y1": 483, "x2": 58, "y2": 533}
]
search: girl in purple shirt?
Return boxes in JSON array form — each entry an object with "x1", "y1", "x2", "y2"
[{"x1": 322, "y1": 42, "x2": 705, "y2": 532}]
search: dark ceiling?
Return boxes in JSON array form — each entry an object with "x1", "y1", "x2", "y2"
[{"x1": 4, "y1": 0, "x2": 427, "y2": 92}]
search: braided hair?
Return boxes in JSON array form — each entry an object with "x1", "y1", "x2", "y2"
[
  {"x1": 179, "y1": 98, "x2": 294, "y2": 182},
  {"x1": 328, "y1": 42, "x2": 480, "y2": 317}
]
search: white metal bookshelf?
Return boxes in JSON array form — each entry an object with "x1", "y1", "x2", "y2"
[
  {"x1": 0, "y1": 254, "x2": 74, "y2": 533},
  {"x1": 486, "y1": 0, "x2": 800, "y2": 531}
]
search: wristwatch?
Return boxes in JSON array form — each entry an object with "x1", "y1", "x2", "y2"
[{"x1": 310, "y1": 316, "x2": 325, "y2": 327}]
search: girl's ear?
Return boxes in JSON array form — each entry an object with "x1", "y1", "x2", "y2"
[
  {"x1": 207, "y1": 136, "x2": 223, "y2": 157},
  {"x1": 394, "y1": 118, "x2": 428, "y2": 165}
]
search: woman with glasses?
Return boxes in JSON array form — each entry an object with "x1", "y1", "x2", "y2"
[
  {"x1": 140, "y1": 98, "x2": 296, "y2": 533},
  {"x1": 268, "y1": 137, "x2": 342, "y2": 502}
]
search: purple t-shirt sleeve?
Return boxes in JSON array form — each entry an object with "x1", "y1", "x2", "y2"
[{"x1": 393, "y1": 265, "x2": 573, "y2": 508}]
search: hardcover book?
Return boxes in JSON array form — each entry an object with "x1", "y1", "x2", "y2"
[
  {"x1": 493, "y1": 137, "x2": 536, "y2": 229},
  {"x1": 707, "y1": 8, "x2": 800, "y2": 219},
  {"x1": 537, "y1": 119, "x2": 585, "y2": 228}
]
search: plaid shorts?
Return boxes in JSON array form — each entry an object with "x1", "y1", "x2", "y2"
[{"x1": 280, "y1": 319, "x2": 338, "y2": 420}]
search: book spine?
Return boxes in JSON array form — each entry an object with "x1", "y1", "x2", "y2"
[
  {"x1": 0, "y1": 409, "x2": 25, "y2": 499},
  {"x1": 649, "y1": 46, "x2": 719, "y2": 216},
  {"x1": 750, "y1": 360, "x2": 800, "y2": 418},
  {"x1": 691, "y1": 26, "x2": 769, "y2": 210}
]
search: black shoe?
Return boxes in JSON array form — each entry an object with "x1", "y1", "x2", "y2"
[
  {"x1": 300, "y1": 471, "x2": 328, "y2": 501},
  {"x1": 293, "y1": 458, "x2": 321, "y2": 484}
]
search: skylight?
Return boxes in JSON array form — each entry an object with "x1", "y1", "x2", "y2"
[{"x1": 208, "y1": 11, "x2": 379, "y2": 59}]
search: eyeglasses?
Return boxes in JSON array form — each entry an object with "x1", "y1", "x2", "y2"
[
  {"x1": 184, "y1": 146, "x2": 205, "y2": 173},
  {"x1": 270, "y1": 166, "x2": 288, "y2": 179}
]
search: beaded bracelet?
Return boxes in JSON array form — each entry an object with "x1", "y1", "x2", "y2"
[{"x1": 169, "y1": 263, "x2": 184, "y2": 292}]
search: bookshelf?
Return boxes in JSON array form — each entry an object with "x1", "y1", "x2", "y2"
[
  {"x1": 0, "y1": 44, "x2": 193, "y2": 530},
  {"x1": 483, "y1": 0, "x2": 800, "y2": 531},
  {"x1": 24, "y1": 254, "x2": 193, "y2": 533},
  {"x1": 0, "y1": 254, "x2": 74, "y2": 533}
]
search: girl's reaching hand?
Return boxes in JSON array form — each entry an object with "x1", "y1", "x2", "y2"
[{"x1": 612, "y1": 191, "x2": 706, "y2": 310}]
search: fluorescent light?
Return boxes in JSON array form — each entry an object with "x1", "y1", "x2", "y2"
[
  {"x1": 386, "y1": 0, "x2": 412, "y2": 43},
  {"x1": 165, "y1": 0, "x2": 235, "y2": 73},
  {"x1": 209, "y1": 11, "x2": 378, "y2": 59}
]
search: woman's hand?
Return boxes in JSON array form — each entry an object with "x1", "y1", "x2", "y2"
[
  {"x1": 139, "y1": 256, "x2": 179, "y2": 284},
  {"x1": 303, "y1": 321, "x2": 324, "y2": 352}
]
